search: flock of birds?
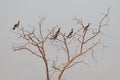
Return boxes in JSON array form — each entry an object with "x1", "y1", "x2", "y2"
[{"x1": 12, "y1": 21, "x2": 90, "y2": 40}]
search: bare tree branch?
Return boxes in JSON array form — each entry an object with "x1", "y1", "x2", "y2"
[{"x1": 12, "y1": 8, "x2": 110, "y2": 80}]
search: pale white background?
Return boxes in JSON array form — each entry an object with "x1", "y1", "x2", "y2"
[{"x1": 0, "y1": 0, "x2": 120, "y2": 80}]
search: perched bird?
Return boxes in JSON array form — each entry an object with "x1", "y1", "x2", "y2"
[
  {"x1": 84, "y1": 23, "x2": 91, "y2": 31},
  {"x1": 13, "y1": 21, "x2": 21, "y2": 30},
  {"x1": 49, "y1": 28, "x2": 60, "y2": 40},
  {"x1": 66, "y1": 28, "x2": 73, "y2": 38},
  {"x1": 55, "y1": 27, "x2": 61, "y2": 35}
]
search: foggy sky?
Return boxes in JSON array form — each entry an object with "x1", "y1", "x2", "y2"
[{"x1": 0, "y1": 0, "x2": 120, "y2": 80}]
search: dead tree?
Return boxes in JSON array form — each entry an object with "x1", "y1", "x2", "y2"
[{"x1": 12, "y1": 8, "x2": 110, "y2": 80}]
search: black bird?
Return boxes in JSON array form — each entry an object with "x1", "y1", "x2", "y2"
[
  {"x1": 55, "y1": 27, "x2": 60, "y2": 35},
  {"x1": 49, "y1": 27, "x2": 60, "y2": 40},
  {"x1": 66, "y1": 28, "x2": 73, "y2": 38},
  {"x1": 84, "y1": 23, "x2": 91, "y2": 31},
  {"x1": 13, "y1": 21, "x2": 20, "y2": 30}
]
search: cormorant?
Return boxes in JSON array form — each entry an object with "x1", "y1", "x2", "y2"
[
  {"x1": 66, "y1": 28, "x2": 73, "y2": 38},
  {"x1": 50, "y1": 27, "x2": 60, "y2": 40},
  {"x1": 13, "y1": 21, "x2": 20, "y2": 30},
  {"x1": 84, "y1": 23, "x2": 91, "y2": 31},
  {"x1": 55, "y1": 27, "x2": 60, "y2": 35}
]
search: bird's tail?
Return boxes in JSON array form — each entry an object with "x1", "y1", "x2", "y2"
[{"x1": 12, "y1": 27, "x2": 15, "y2": 30}]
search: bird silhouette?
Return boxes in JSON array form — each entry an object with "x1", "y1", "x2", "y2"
[
  {"x1": 84, "y1": 23, "x2": 91, "y2": 31},
  {"x1": 13, "y1": 21, "x2": 20, "y2": 30},
  {"x1": 50, "y1": 28, "x2": 60, "y2": 40},
  {"x1": 66, "y1": 28, "x2": 73, "y2": 38},
  {"x1": 55, "y1": 27, "x2": 60, "y2": 35}
]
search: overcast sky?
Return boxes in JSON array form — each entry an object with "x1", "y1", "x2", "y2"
[{"x1": 0, "y1": 0, "x2": 120, "y2": 80}]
